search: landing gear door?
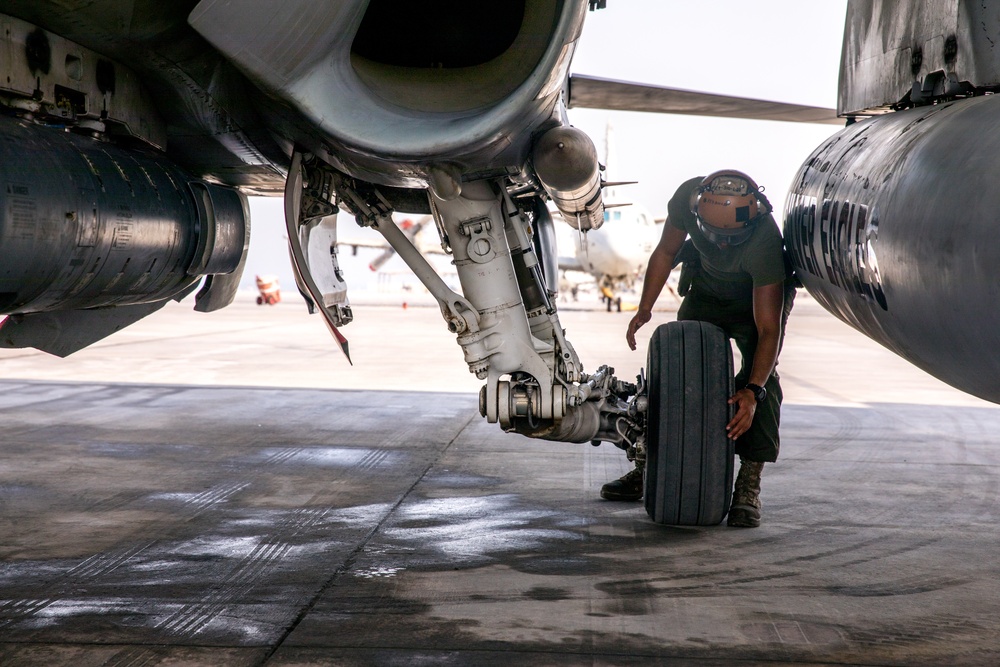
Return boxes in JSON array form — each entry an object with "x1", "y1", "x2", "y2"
[{"x1": 301, "y1": 216, "x2": 350, "y2": 317}]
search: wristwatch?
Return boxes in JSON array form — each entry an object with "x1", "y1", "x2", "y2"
[{"x1": 745, "y1": 383, "x2": 767, "y2": 403}]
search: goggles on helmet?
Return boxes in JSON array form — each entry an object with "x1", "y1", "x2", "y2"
[{"x1": 695, "y1": 217, "x2": 757, "y2": 246}]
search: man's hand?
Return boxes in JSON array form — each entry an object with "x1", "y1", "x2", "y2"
[
  {"x1": 626, "y1": 310, "x2": 652, "y2": 350},
  {"x1": 726, "y1": 388, "x2": 757, "y2": 440}
]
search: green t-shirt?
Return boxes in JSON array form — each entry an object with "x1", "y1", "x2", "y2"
[{"x1": 668, "y1": 176, "x2": 787, "y2": 302}]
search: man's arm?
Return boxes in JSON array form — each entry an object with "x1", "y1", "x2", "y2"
[
  {"x1": 726, "y1": 281, "x2": 784, "y2": 440},
  {"x1": 626, "y1": 222, "x2": 687, "y2": 350}
]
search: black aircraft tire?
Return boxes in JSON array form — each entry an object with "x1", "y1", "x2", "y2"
[{"x1": 644, "y1": 321, "x2": 735, "y2": 525}]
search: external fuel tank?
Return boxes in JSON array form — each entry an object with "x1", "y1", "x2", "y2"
[
  {"x1": 784, "y1": 94, "x2": 1000, "y2": 402},
  {"x1": 0, "y1": 115, "x2": 248, "y2": 315}
]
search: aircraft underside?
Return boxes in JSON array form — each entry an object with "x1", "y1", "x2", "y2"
[
  {"x1": 4, "y1": 0, "x2": 1000, "y2": 468},
  {"x1": 0, "y1": 2, "x2": 654, "y2": 464},
  {"x1": 284, "y1": 153, "x2": 646, "y2": 451}
]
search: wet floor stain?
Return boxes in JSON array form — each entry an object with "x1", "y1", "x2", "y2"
[{"x1": 3, "y1": 382, "x2": 1000, "y2": 663}]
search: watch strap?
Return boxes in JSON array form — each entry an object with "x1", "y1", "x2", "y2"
[{"x1": 745, "y1": 383, "x2": 766, "y2": 403}]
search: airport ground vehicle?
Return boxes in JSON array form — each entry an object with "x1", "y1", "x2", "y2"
[{"x1": 255, "y1": 275, "x2": 282, "y2": 306}]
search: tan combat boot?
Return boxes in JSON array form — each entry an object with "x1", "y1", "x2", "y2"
[{"x1": 728, "y1": 460, "x2": 764, "y2": 527}]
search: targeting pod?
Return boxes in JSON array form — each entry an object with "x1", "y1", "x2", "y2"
[{"x1": 531, "y1": 126, "x2": 604, "y2": 231}]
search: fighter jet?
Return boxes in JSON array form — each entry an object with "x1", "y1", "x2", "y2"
[{"x1": 0, "y1": 1, "x2": 877, "y2": 464}]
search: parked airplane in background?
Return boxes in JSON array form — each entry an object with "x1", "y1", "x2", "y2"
[
  {"x1": 342, "y1": 203, "x2": 663, "y2": 311},
  {"x1": 555, "y1": 122, "x2": 662, "y2": 311},
  {"x1": 556, "y1": 203, "x2": 660, "y2": 311},
  {"x1": 8, "y1": 1, "x2": 987, "y2": 464},
  {"x1": 343, "y1": 216, "x2": 434, "y2": 274},
  {"x1": 339, "y1": 202, "x2": 662, "y2": 312}
]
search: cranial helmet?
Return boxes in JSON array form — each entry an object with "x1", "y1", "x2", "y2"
[{"x1": 691, "y1": 170, "x2": 772, "y2": 246}]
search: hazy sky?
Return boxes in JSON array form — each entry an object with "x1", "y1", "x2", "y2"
[
  {"x1": 567, "y1": 0, "x2": 848, "y2": 215},
  {"x1": 244, "y1": 0, "x2": 850, "y2": 291}
]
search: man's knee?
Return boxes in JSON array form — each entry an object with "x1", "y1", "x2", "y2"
[
  {"x1": 737, "y1": 387, "x2": 782, "y2": 462},
  {"x1": 736, "y1": 441, "x2": 779, "y2": 463}
]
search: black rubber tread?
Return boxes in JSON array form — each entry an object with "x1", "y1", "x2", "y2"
[{"x1": 644, "y1": 321, "x2": 735, "y2": 525}]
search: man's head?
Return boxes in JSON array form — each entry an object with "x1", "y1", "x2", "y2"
[{"x1": 690, "y1": 170, "x2": 771, "y2": 247}]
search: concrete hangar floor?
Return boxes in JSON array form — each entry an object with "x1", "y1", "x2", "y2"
[{"x1": 0, "y1": 290, "x2": 998, "y2": 665}]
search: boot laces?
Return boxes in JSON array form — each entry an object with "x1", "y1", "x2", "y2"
[{"x1": 623, "y1": 466, "x2": 644, "y2": 484}]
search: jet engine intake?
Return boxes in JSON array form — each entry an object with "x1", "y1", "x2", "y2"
[{"x1": 190, "y1": 0, "x2": 582, "y2": 189}]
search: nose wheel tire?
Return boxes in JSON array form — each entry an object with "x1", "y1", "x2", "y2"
[{"x1": 644, "y1": 321, "x2": 735, "y2": 525}]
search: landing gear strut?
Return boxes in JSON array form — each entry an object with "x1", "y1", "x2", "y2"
[{"x1": 324, "y1": 165, "x2": 643, "y2": 449}]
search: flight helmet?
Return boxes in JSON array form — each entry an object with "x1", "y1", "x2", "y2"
[{"x1": 691, "y1": 170, "x2": 772, "y2": 246}]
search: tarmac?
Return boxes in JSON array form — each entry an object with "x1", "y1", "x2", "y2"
[{"x1": 1, "y1": 288, "x2": 999, "y2": 666}]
